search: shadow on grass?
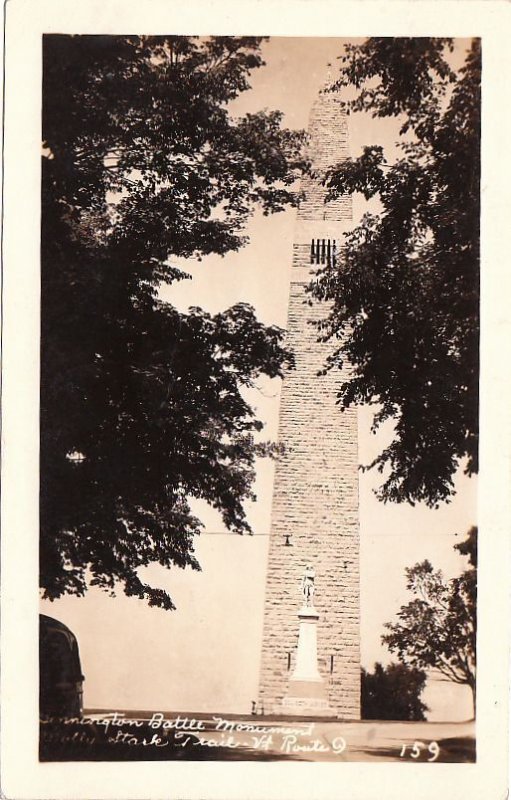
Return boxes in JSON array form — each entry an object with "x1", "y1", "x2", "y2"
[
  {"x1": 39, "y1": 720, "x2": 475, "y2": 764},
  {"x1": 39, "y1": 721, "x2": 301, "y2": 762},
  {"x1": 39, "y1": 743, "x2": 296, "y2": 762}
]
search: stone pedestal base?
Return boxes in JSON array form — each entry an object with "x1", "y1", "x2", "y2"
[
  {"x1": 281, "y1": 696, "x2": 331, "y2": 716},
  {"x1": 282, "y1": 605, "x2": 332, "y2": 717}
]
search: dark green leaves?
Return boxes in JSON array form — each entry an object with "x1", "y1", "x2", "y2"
[
  {"x1": 41, "y1": 36, "x2": 301, "y2": 609},
  {"x1": 312, "y1": 38, "x2": 480, "y2": 506},
  {"x1": 361, "y1": 662, "x2": 429, "y2": 721},
  {"x1": 335, "y1": 38, "x2": 456, "y2": 136},
  {"x1": 382, "y1": 528, "x2": 477, "y2": 707}
]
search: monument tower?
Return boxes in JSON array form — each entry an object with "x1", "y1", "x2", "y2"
[{"x1": 258, "y1": 81, "x2": 360, "y2": 719}]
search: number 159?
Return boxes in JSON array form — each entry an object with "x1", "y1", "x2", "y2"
[{"x1": 400, "y1": 741, "x2": 440, "y2": 761}]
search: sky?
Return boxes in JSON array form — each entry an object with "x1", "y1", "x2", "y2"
[{"x1": 40, "y1": 37, "x2": 477, "y2": 721}]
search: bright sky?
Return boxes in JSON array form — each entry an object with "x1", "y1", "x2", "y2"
[{"x1": 41, "y1": 37, "x2": 476, "y2": 721}]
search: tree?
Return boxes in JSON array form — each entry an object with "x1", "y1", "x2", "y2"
[
  {"x1": 41, "y1": 35, "x2": 305, "y2": 609},
  {"x1": 382, "y1": 527, "x2": 477, "y2": 716},
  {"x1": 311, "y1": 38, "x2": 480, "y2": 506},
  {"x1": 361, "y1": 662, "x2": 428, "y2": 721}
]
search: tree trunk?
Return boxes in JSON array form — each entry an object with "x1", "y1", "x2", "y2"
[{"x1": 469, "y1": 680, "x2": 476, "y2": 719}]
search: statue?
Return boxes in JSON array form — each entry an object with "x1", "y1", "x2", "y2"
[{"x1": 301, "y1": 565, "x2": 315, "y2": 607}]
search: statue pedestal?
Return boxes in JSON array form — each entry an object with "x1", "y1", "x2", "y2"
[{"x1": 282, "y1": 606, "x2": 331, "y2": 717}]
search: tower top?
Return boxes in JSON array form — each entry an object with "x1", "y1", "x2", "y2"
[
  {"x1": 304, "y1": 79, "x2": 346, "y2": 173},
  {"x1": 293, "y1": 69, "x2": 351, "y2": 241},
  {"x1": 323, "y1": 61, "x2": 335, "y2": 92}
]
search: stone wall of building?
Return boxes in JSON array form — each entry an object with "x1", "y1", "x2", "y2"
[{"x1": 258, "y1": 89, "x2": 360, "y2": 719}]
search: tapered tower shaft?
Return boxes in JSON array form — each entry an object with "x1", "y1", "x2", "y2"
[{"x1": 258, "y1": 86, "x2": 360, "y2": 719}]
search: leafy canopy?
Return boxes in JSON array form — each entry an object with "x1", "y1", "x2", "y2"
[
  {"x1": 383, "y1": 527, "x2": 477, "y2": 713},
  {"x1": 311, "y1": 38, "x2": 480, "y2": 506},
  {"x1": 41, "y1": 36, "x2": 304, "y2": 609},
  {"x1": 361, "y1": 662, "x2": 428, "y2": 721}
]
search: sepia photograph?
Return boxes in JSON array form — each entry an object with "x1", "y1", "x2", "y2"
[
  {"x1": 1, "y1": 2, "x2": 510, "y2": 799},
  {"x1": 38, "y1": 32, "x2": 478, "y2": 762}
]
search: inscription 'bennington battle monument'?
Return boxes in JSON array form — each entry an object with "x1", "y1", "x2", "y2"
[{"x1": 258, "y1": 81, "x2": 360, "y2": 719}]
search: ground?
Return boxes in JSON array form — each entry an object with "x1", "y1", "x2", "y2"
[{"x1": 40, "y1": 711, "x2": 475, "y2": 763}]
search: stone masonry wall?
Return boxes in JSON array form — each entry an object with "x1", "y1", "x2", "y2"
[{"x1": 258, "y1": 89, "x2": 360, "y2": 719}]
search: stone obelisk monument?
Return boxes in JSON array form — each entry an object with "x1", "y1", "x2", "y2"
[{"x1": 258, "y1": 80, "x2": 360, "y2": 719}]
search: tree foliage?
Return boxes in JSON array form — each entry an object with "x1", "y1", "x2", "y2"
[
  {"x1": 41, "y1": 35, "x2": 305, "y2": 609},
  {"x1": 382, "y1": 527, "x2": 477, "y2": 714},
  {"x1": 311, "y1": 38, "x2": 480, "y2": 506},
  {"x1": 361, "y1": 662, "x2": 428, "y2": 721}
]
